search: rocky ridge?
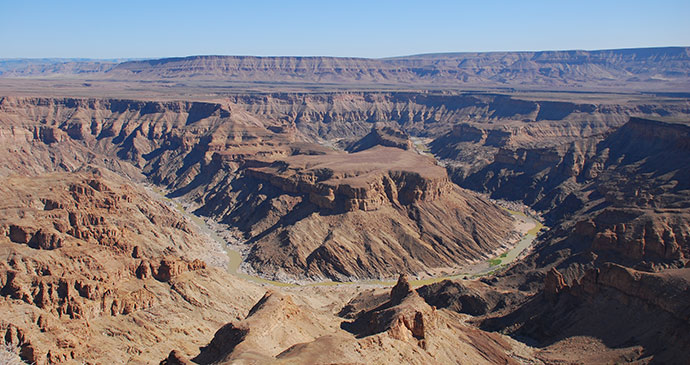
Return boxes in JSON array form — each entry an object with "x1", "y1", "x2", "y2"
[
  {"x1": 4, "y1": 47, "x2": 690, "y2": 90},
  {"x1": 481, "y1": 264, "x2": 690, "y2": 363},
  {"x1": 162, "y1": 274, "x2": 534, "y2": 364}
]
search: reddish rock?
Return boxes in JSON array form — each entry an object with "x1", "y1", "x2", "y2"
[
  {"x1": 153, "y1": 257, "x2": 206, "y2": 282},
  {"x1": 9, "y1": 224, "x2": 33, "y2": 244},
  {"x1": 131, "y1": 245, "x2": 141, "y2": 258}
]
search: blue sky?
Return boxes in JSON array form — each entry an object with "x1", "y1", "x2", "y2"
[{"x1": 1, "y1": 0, "x2": 688, "y2": 59}]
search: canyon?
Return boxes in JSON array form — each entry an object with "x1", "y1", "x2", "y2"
[{"x1": 0, "y1": 47, "x2": 689, "y2": 364}]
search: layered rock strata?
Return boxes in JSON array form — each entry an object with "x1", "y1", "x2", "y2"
[{"x1": 0, "y1": 172, "x2": 264, "y2": 364}]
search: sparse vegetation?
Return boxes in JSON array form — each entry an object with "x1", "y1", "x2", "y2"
[{"x1": 488, "y1": 258, "x2": 502, "y2": 267}]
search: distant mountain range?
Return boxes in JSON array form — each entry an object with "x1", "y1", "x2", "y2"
[{"x1": 2, "y1": 47, "x2": 689, "y2": 91}]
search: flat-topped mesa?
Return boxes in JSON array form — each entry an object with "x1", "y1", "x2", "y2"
[{"x1": 245, "y1": 146, "x2": 452, "y2": 211}]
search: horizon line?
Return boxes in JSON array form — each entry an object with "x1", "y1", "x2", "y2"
[{"x1": 1, "y1": 45, "x2": 688, "y2": 62}]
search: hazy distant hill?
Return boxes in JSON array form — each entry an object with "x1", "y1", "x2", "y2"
[{"x1": 2, "y1": 47, "x2": 689, "y2": 90}]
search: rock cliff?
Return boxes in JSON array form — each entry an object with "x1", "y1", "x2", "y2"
[
  {"x1": 0, "y1": 172, "x2": 264, "y2": 364},
  {"x1": 483, "y1": 264, "x2": 690, "y2": 363}
]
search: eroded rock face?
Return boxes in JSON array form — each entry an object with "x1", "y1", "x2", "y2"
[
  {"x1": 543, "y1": 268, "x2": 567, "y2": 302},
  {"x1": 214, "y1": 146, "x2": 515, "y2": 280},
  {"x1": 0, "y1": 94, "x2": 517, "y2": 288},
  {"x1": 575, "y1": 263, "x2": 690, "y2": 320},
  {"x1": 246, "y1": 146, "x2": 451, "y2": 211},
  {"x1": 341, "y1": 274, "x2": 435, "y2": 344},
  {"x1": 486, "y1": 264, "x2": 690, "y2": 363},
  {"x1": 1, "y1": 97, "x2": 686, "y2": 283},
  {"x1": 0, "y1": 172, "x2": 262, "y2": 364},
  {"x1": 2, "y1": 95, "x2": 689, "y2": 363},
  {"x1": 457, "y1": 118, "x2": 690, "y2": 282},
  {"x1": 417, "y1": 279, "x2": 523, "y2": 316}
]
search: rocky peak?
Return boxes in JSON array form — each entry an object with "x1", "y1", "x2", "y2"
[
  {"x1": 390, "y1": 274, "x2": 412, "y2": 305},
  {"x1": 347, "y1": 124, "x2": 413, "y2": 152}
]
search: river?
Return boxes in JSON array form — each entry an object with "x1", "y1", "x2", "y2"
[{"x1": 152, "y1": 186, "x2": 542, "y2": 288}]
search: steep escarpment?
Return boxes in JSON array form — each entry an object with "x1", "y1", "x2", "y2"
[
  {"x1": 443, "y1": 117, "x2": 690, "y2": 362},
  {"x1": 227, "y1": 92, "x2": 690, "y2": 141},
  {"x1": 0, "y1": 171, "x2": 264, "y2": 364},
  {"x1": 0, "y1": 95, "x2": 519, "y2": 281},
  {"x1": 375, "y1": 115, "x2": 690, "y2": 364},
  {"x1": 2, "y1": 93, "x2": 686, "y2": 150},
  {"x1": 445, "y1": 118, "x2": 690, "y2": 294},
  {"x1": 455, "y1": 117, "x2": 690, "y2": 223},
  {"x1": 482, "y1": 265, "x2": 690, "y2": 363},
  {"x1": 2, "y1": 97, "x2": 688, "y2": 281},
  {"x1": 6, "y1": 47, "x2": 689, "y2": 90},
  {"x1": 558, "y1": 118, "x2": 690, "y2": 270},
  {"x1": 433, "y1": 120, "x2": 609, "y2": 182},
  {"x1": 0, "y1": 87, "x2": 688, "y2": 363},
  {"x1": 246, "y1": 146, "x2": 449, "y2": 211}
]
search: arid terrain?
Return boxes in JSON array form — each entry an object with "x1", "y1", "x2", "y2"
[{"x1": 1, "y1": 47, "x2": 689, "y2": 364}]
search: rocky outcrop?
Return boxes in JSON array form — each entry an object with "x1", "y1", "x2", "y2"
[
  {"x1": 417, "y1": 279, "x2": 524, "y2": 316},
  {"x1": 136, "y1": 257, "x2": 207, "y2": 282},
  {"x1": 582, "y1": 209, "x2": 689, "y2": 264},
  {"x1": 181, "y1": 290, "x2": 332, "y2": 364},
  {"x1": 163, "y1": 278, "x2": 528, "y2": 364},
  {"x1": 160, "y1": 350, "x2": 193, "y2": 365},
  {"x1": 0, "y1": 172, "x2": 263, "y2": 364},
  {"x1": 390, "y1": 274, "x2": 412, "y2": 305},
  {"x1": 573, "y1": 263, "x2": 690, "y2": 321},
  {"x1": 543, "y1": 267, "x2": 567, "y2": 302},
  {"x1": 342, "y1": 273, "x2": 435, "y2": 344},
  {"x1": 190, "y1": 323, "x2": 249, "y2": 364}
]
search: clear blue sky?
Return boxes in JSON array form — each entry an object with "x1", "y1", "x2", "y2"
[{"x1": 1, "y1": 0, "x2": 688, "y2": 59}]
